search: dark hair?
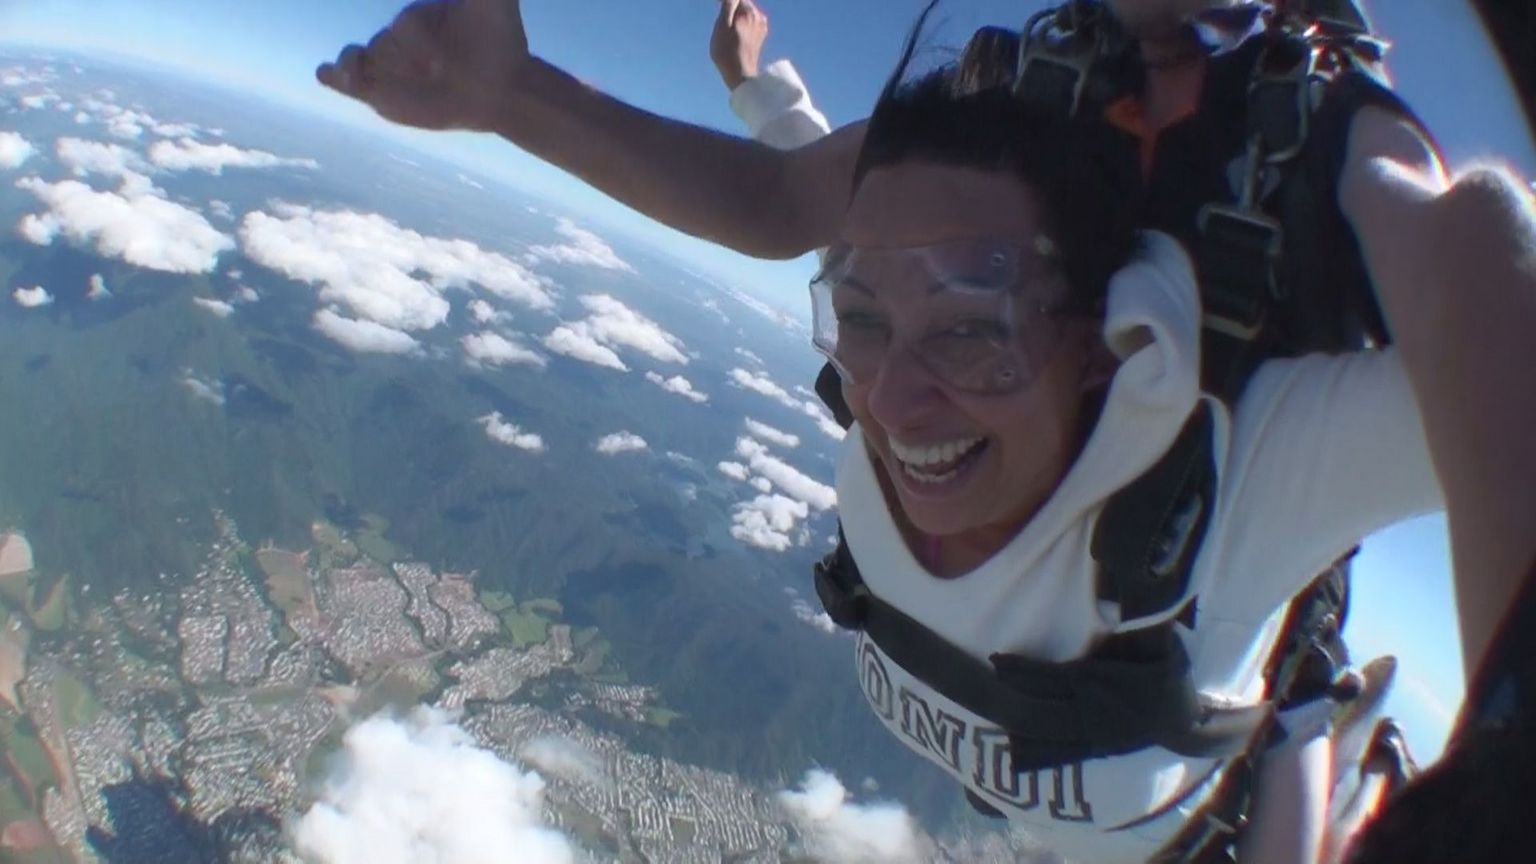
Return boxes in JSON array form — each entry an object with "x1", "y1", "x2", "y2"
[{"x1": 851, "y1": 6, "x2": 1142, "y2": 316}]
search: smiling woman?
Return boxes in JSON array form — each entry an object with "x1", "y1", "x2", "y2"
[{"x1": 809, "y1": 38, "x2": 1445, "y2": 864}]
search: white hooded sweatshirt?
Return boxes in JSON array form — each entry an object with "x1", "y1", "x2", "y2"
[{"x1": 836, "y1": 232, "x2": 1442, "y2": 863}]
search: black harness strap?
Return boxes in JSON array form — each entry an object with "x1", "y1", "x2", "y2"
[{"x1": 1092, "y1": 404, "x2": 1217, "y2": 621}]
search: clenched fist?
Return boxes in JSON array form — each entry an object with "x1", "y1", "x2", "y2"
[
  {"x1": 317, "y1": 0, "x2": 531, "y2": 132},
  {"x1": 710, "y1": 0, "x2": 769, "y2": 92}
]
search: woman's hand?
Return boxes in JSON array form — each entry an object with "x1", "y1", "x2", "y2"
[{"x1": 317, "y1": 0, "x2": 531, "y2": 132}]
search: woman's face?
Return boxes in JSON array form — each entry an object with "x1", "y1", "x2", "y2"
[{"x1": 836, "y1": 163, "x2": 1107, "y2": 540}]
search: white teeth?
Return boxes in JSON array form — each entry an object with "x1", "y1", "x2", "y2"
[
  {"x1": 903, "y1": 460, "x2": 961, "y2": 485},
  {"x1": 890, "y1": 436, "x2": 983, "y2": 468}
]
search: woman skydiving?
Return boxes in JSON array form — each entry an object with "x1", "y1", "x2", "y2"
[{"x1": 808, "y1": 33, "x2": 1439, "y2": 862}]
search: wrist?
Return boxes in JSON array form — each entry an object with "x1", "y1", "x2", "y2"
[{"x1": 720, "y1": 67, "x2": 751, "y2": 92}]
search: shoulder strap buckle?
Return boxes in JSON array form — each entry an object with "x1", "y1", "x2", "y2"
[
  {"x1": 1197, "y1": 202, "x2": 1283, "y2": 342},
  {"x1": 1014, "y1": 2, "x2": 1108, "y2": 117}
]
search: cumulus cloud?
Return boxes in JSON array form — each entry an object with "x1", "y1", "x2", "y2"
[
  {"x1": 15, "y1": 176, "x2": 233, "y2": 273},
  {"x1": 744, "y1": 419, "x2": 799, "y2": 449},
  {"x1": 313, "y1": 308, "x2": 420, "y2": 355},
  {"x1": 235, "y1": 285, "x2": 259, "y2": 303},
  {"x1": 717, "y1": 461, "x2": 750, "y2": 482},
  {"x1": 479, "y1": 412, "x2": 545, "y2": 453},
  {"x1": 730, "y1": 367, "x2": 797, "y2": 406},
  {"x1": 208, "y1": 199, "x2": 234, "y2": 221},
  {"x1": 729, "y1": 368, "x2": 846, "y2": 441},
  {"x1": 542, "y1": 324, "x2": 627, "y2": 371},
  {"x1": 0, "y1": 131, "x2": 34, "y2": 169},
  {"x1": 580, "y1": 295, "x2": 686, "y2": 363},
  {"x1": 527, "y1": 217, "x2": 632, "y2": 272},
  {"x1": 240, "y1": 204, "x2": 554, "y2": 338},
  {"x1": 468, "y1": 299, "x2": 508, "y2": 325},
  {"x1": 735, "y1": 437, "x2": 835, "y2": 511},
  {"x1": 751, "y1": 477, "x2": 774, "y2": 494},
  {"x1": 86, "y1": 273, "x2": 110, "y2": 300},
  {"x1": 147, "y1": 137, "x2": 318, "y2": 174},
  {"x1": 517, "y1": 737, "x2": 609, "y2": 790},
  {"x1": 181, "y1": 371, "x2": 225, "y2": 406},
  {"x1": 12, "y1": 285, "x2": 53, "y2": 308},
  {"x1": 462, "y1": 331, "x2": 545, "y2": 368},
  {"x1": 734, "y1": 347, "x2": 764, "y2": 367},
  {"x1": 193, "y1": 297, "x2": 234, "y2": 318},
  {"x1": 645, "y1": 371, "x2": 707, "y2": 404},
  {"x1": 595, "y1": 432, "x2": 648, "y2": 456},
  {"x1": 541, "y1": 294, "x2": 686, "y2": 372},
  {"x1": 779, "y1": 770, "x2": 921, "y2": 864},
  {"x1": 730, "y1": 494, "x2": 808, "y2": 552},
  {"x1": 292, "y1": 707, "x2": 574, "y2": 864},
  {"x1": 790, "y1": 596, "x2": 838, "y2": 636},
  {"x1": 54, "y1": 136, "x2": 145, "y2": 179}
]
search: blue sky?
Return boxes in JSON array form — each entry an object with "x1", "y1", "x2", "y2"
[{"x1": 5, "y1": 0, "x2": 1534, "y2": 763}]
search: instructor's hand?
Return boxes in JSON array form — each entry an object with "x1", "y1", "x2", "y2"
[
  {"x1": 317, "y1": 0, "x2": 530, "y2": 132},
  {"x1": 710, "y1": 0, "x2": 769, "y2": 92}
]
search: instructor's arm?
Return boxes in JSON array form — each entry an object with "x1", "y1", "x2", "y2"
[
  {"x1": 315, "y1": 0, "x2": 860, "y2": 259},
  {"x1": 1341, "y1": 108, "x2": 1536, "y2": 678}
]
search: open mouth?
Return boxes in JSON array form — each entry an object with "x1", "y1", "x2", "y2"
[{"x1": 890, "y1": 436, "x2": 990, "y2": 488}]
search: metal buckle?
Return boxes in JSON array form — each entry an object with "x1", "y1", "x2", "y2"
[
  {"x1": 1014, "y1": 3, "x2": 1105, "y2": 117},
  {"x1": 1197, "y1": 204, "x2": 1284, "y2": 341}
]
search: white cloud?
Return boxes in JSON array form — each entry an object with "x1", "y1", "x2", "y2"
[
  {"x1": 527, "y1": 217, "x2": 632, "y2": 272},
  {"x1": 468, "y1": 299, "x2": 507, "y2": 325},
  {"x1": 313, "y1": 308, "x2": 420, "y2": 355},
  {"x1": 735, "y1": 437, "x2": 835, "y2": 511},
  {"x1": 734, "y1": 347, "x2": 764, "y2": 367},
  {"x1": 15, "y1": 176, "x2": 233, "y2": 274},
  {"x1": 12, "y1": 285, "x2": 53, "y2": 308},
  {"x1": 456, "y1": 173, "x2": 485, "y2": 191},
  {"x1": 0, "y1": 132, "x2": 34, "y2": 169},
  {"x1": 542, "y1": 323, "x2": 628, "y2": 371},
  {"x1": 778, "y1": 770, "x2": 921, "y2": 864},
  {"x1": 87, "y1": 273, "x2": 110, "y2": 300},
  {"x1": 717, "y1": 462, "x2": 750, "y2": 482},
  {"x1": 193, "y1": 297, "x2": 234, "y2": 318},
  {"x1": 462, "y1": 331, "x2": 545, "y2": 368},
  {"x1": 645, "y1": 371, "x2": 707, "y2": 404},
  {"x1": 181, "y1": 372, "x2": 225, "y2": 406},
  {"x1": 790, "y1": 597, "x2": 839, "y2": 636},
  {"x1": 235, "y1": 285, "x2": 259, "y2": 303},
  {"x1": 479, "y1": 412, "x2": 545, "y2": 453},
  {"x1": 292, "y1": 707, "x2": 574, "y2": 864},
  {"x1": 751, "y1": 477, "x2": 774, "y2": 494},
  {"x1": 730, "y1": 494, "x2": 808, "y2": 552},
  {"x1": 147, "y1": 137, "x2": 319, "y2": 174},
  {"x1": 744, "y1": 419, "x2": 800, "y2": 449},
  {"x1": 152, "y1": 121, "x2": 200, "y2": 138},
  {"x1": 20, "y1": 92, "x2": 57, "y2": 110},
  {"x1": 729, "y1": 369, "x2": 846, "y2": 442},
  {"x1": 595, "y1": 432, "x2": 648, "y2": 456},
  {"x1": 517, "y1": 737, "x2": 609, "y2": 790},
  {"x1": 730, "y1": 367, "x2": 797, "y2": 406},
  {"x1": 239, "y1": 204, "x2": 554, "y2": 338},
  {"x1": 575, "y1": 295, "x2": 687, "y2": 365},
  {"x1": 54, "y1": 136, "x2": 144, "y2": 179},
  {"x1": 208, "y1": 199, "x2": 234, "y2": 221}
]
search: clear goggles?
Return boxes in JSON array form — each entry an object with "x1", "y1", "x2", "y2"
[{"x1": 809, "y1": 237, "x2": 1069, "y2": 396}]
